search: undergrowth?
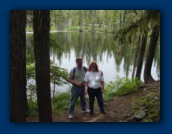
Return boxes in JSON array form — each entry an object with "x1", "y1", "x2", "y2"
[
  {"x1": 104, "y1": 77, "x2": 142, "y2": 101},
  {"x1": 131, "y1": 91, "x2": 160, "y2": 122},
  {"x1": 27, "y1": 77, "x2": 142, "y2": 117}
]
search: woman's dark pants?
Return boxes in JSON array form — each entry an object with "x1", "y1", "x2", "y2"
[{"x1": 88, "y1": 87, "x2": 105, "y2": 113}]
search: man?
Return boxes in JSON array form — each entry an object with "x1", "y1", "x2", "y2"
[{"x1": 67, "y1": 58, "x2": 89, "y2": 119}]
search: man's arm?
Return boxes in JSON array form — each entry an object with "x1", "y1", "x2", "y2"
[{"x1": 67, "y1": 78, "x2": 83, "y2": 87}]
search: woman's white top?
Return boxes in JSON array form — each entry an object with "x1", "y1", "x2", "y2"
[{"x1": 84, "y1": 71, "x2": 104, "y2": 89}]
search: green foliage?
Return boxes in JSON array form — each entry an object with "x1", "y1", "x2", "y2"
[
  {"x1": 26, "y1": 63, "x2": 35, "y2": 79},
  {"x1": 27, "y1": 100, "x2": 38, "y2": 117},
  {"x1": 50, "y1": 25, "x2": 57, "y2": 31},
  {"x1": 27, "y1": 90, "x2": 71, "y2": 116},
  {"x1": 70, "y1": 26, "x2": 80, "y2": 31},
  {"x1": 26, "y1": 61, "x2": 68, "y2": 86},
  {"x1": 131, "y1": 91, "x2": 160, "y2": 122},
  {"x1": 50, "y1": 62, "x2": 68, "y2": 86},
  {"x1": 27, "y1": 89, "x2": 80, "y2": 116},
  {"x1": 52, "y1": 91, "x2": 71, "y2": 111},
  {"x1": 26, "y1": 61, "x2": 68, "y2": 101},
  {"x1": 26, "y1": 26, "x2": 33, "y2": 32},
  {"x1": 115, "y1": 78, "x2": 141, "y2": 96},
  {"x1": 27, "y1": 84, "x2": 37, "y2": 101},
  {"x1": 104, "y1": 76, "x2": 142, "y2": 101},
  {"x1": 103, "y1": 76, "x2": 124, "y2": 101}
]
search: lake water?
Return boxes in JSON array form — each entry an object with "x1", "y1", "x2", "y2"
[
  {"x1": 27, "y1": 32, "x2": 160, "y2": 93},
  {"x1": 52, "y1": 49, "x2": 159, "y2": 82}
]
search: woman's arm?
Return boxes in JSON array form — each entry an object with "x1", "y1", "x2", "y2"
[
  {"x1": 101, "y1": 81, "x2": 104, "y2": 94},
  {"x1": 84, "y1": 82, "x2": 88, "y2": 94},
  {"x1": 100, "y1": 70, "x2": 104, "y2": 93}
]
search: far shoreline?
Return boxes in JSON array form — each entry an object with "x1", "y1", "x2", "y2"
[{"x1": 26, "y1": 30, "x2": 87, "y2": 34}]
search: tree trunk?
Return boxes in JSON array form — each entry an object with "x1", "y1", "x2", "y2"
[
  {"x1": 144, "y1": 25, "x2": 159, "y2": 83},
  {"x1": 132, "y1": 36, "x2": 141, "y2": 78},
  {"x1": 135, "y1": 34, "x2": 147, "y2": 80},
  {"x1": 33, "y1": 10, "x2": 52, "y2": 122},
  {"x1": 10, "y1": 10, "x2": 27, "y2": 122}
]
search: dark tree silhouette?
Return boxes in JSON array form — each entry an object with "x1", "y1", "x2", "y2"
[
  {"x1": 144, "y1": 25, "x2": 159, "y2": 83},
  {"x1": 132, "y1": 36, "x2": 141, "y2": 78},
  {"x1": 135, "y1": 34, "x2": 147, "y2": 80},
  {"x1": 33, "y1": 10, "x2": 52, "y2": 122},
  {"x1": 10, "y1": 10, "x2": 27, "y2": 122}
]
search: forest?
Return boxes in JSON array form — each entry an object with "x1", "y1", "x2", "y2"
[{"x1": 10, "y1": 10, "x2": 160, "y2": 122}]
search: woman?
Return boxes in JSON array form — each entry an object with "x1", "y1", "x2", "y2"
[{"x1": 84, "y1": 61, "x2": 106, "y2": 115}]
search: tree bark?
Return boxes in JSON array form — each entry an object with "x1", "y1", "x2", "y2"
[
  {"x1": 135, "y1": 34, "x2": 147, "y2": 80},
  {"x1": 33, "y1": 10, "x2": 52, "y2": 122},
  {"x1": 144, "y1": 25, "x2": 159, "y2": 83},
  {"x1": 132, "y1": 36, "x2": 141, "y2": 78},
  {"x1": 10, "y1": 10, "x2": 27, "y2": 122}
]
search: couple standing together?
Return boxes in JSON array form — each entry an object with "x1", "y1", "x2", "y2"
[{"x1": 67, "y1": 58, "x2": 106, "y2": 119}]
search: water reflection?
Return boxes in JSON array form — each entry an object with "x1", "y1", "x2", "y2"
[
  {"x1": 27, "y1": 32, "x2": 160, "y2": 92},
  {"x1": 49, "y1": 32, "x2": 159, "y2": 81},
  {"x1": 52, "y1": 49, "x2": 159, "y2": 83}
]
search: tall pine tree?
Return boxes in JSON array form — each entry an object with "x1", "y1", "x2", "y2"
[{"x1": 33, "y1": 10, "x2": 52, "y2": 122}]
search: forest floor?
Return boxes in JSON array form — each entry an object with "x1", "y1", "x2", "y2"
[{"x1": 26, "y1": 81, "x2": 160, "y2": 122}]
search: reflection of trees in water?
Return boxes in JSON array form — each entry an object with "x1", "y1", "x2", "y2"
[{"x1": 26, "y1": 32, "x2": 160, "y2": 79}]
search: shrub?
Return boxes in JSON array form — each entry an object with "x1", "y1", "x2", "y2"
[
  {"x1": 52, "y1": 91, "x2": 71, "y2": 111},
  {"x1": 27, "y1": 100, "x2": 38, "y2": 117},
  {"x1": 104, "y1": 77, "x2": 141, "y2": 101},
  {"x1": 114, "y1": 78, "x2": 141, "y2": 96}
]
